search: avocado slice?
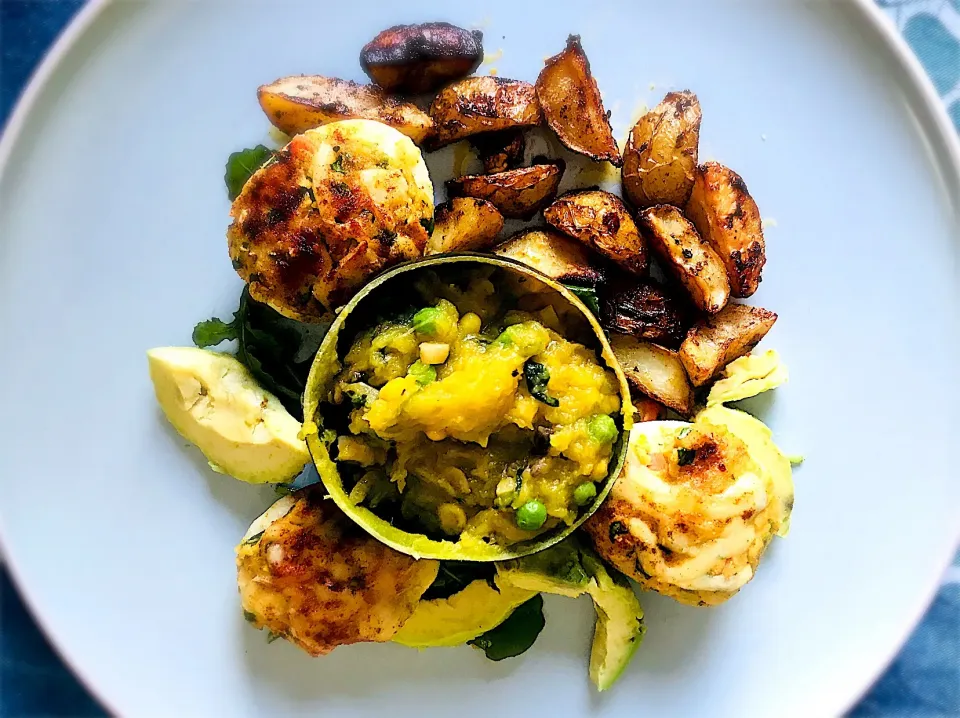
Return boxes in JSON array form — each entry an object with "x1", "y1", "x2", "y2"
[
  {"x1": 392, "y1": 574, "x2": 536, "y2": 648},
  {"x1": 147, "y1": 347, "x2": 309, "y2": 483},
  {"x1": 497, "y1": 538, "x2": 645, "y2": 690}
]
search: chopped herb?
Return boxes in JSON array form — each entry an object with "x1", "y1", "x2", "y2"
[
  {"x1": 331, "y1": 154, "x2": 346, "y2": 173},
  {"x1": 678, "y1": 427, "x2": 692, "y2": 439},
  {"x1": 420, "y1": 217, "x2": 435, "y2": 235},
  {"x1": 468, "y1": 595, "x2": 545, "y2": 661},
  {"x1": 609, "y1": 521, "x2": 628, "y2": 542},
  {"x1": 242, "y1": 531, "x2": 264, "y2": 546},
  {"x1": 242, "y1": 610, "x2": 257, "y2": 623},
  {"x1": 563, "y1": 284, "x2": 600, "y2": 316},
  {"x1": 266, "y1": 631, "x2": 283, "y2": 644},
  {"x1": 224, "y1": 145, "x2": 273, "y2": 200},
  {"x1": 524, "y1": 361, "x2": 559, "y2": 407},
  {"x1": 377, "y1": 159, "x2": 390, "y2": 169},
  {"x1": 192, "y1": 317, "x2": 238, "y2": 347},
  {"x1": 677, "y1": 448, "x2": 697, "y2": 466}
]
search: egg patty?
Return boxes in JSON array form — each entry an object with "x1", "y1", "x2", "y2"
[
  {"x1": 584, "y1": 407, "x2": 793, "y2": 607},
  {"x1": 237, "y1": 488, "x2": 439, "y2": 655},
  {"x1": 228, "y1": 119, "x2": 434, "y2": 321}
]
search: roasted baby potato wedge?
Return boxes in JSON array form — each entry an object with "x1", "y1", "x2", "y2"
[
  {"x1": 609, "y1": 334, "x2": 694, "y2": 416},
  {"x1": 472, "y1": 129, "x2": 526, "y2": 173},
  {"x1": 622, "y1": 91, "x2": 701, "y2": 208},
  {"x1": 427, "y1": 197, "x2": 504, "y2": 254},
  {"x1": 601, "y1": 277, "x2": 690, "y2": 348},
  {"x1": 258, "y1": 76, "x2": 434, "y2": 145},
  {"x1": 638, "y1": 205, "x2": 730, "y2": 314},
  {"x1": 447, "y1": 162, "x2": 563, "y2": 220},
  {"x1": 633, "y1": 394, "x2": 668, "y2": 423},
  {"x1": 429, "y1": 77, "x2": 542, "y2": 148},
  {"x1": 685, "y1": 162, "x2": 766, "y2": 298},
  {"x1": 494, "y1": 228, "x2": 605, "y2": 286},
  {"x1": 544, "y1": 190, "x2": 647, "y2": 275},
  {"x1": 360, "y1": 22, "x2": 483, "y2": 94},
  {"x1": 679, "y1": 303, "x2": 777, "y2": 386},
  {"x1": 536, "y1": 35, "x2": 621, "y2": 166}
]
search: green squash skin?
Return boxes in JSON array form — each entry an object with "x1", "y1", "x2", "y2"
[{"x1": 302, "y1": 254, "x2": 632, "y2": 561}]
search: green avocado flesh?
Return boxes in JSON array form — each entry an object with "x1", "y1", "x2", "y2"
[{"x1": 302, "y1": 255, "x2": 633, "y2": 561}]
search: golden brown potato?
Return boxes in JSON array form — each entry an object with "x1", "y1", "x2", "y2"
[
  {"x1": 237, "y1": 489, "x2": 439, "y2": 656},
  {"x1": 609, "y1": 334, "x2": 694, "y2": 416},
  {"x1": 601, "y1": 277, "x2": 691, "y2": 348},
  {"x1": 638, "y1": 205, "x2": 730, "y2": 314},
  {"x1": 429, "y1": 77, "x2": 542, "y2": 148},
  {"x1": 544, "y1": 190, "x2": 647, "y2": 275},
  {"x1": 426, "y1": 197, "x2": 504, "y2": 254},
  {"x1": 258, "y1": 76, "x2": 434, "y2": 145},
  {"x1": 621, "y1": 91, "x2": 701, "y2": 209},
  {"x1": 685, "y1": 162, "x2": 766, "y2": 298},
  {"x1": 536, "y1": 35, "x2": 621, "y2": 166},
  {"x1": 494, "y1": 228, "x2": 605, "y2": 286},
  {"x1": 632, "y1": 394, "x2": 668, "y2": 422},
  {"x1": 679, "y1": 303, "x2": 777, "y2": 386},
  {"x1": 360, "y1": 22, "x2": 483, "y2": 94},
  {"x1": 471, "y1": 129, "x2": 526, "y2": 173},
  {"x1": 447, "y1": 162, "x2": 563, "y2": 220}
]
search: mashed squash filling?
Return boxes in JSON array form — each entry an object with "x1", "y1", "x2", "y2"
[{"x1": 329, "y1": 270, "x2": 621, "y2": 546}]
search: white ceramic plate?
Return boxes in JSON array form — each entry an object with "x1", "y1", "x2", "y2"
[{"x1": 1, "y1": 1, "x2": 958, "y2": 716}]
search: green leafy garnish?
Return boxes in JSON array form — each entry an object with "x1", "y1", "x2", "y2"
[
  {"x1": 421, "y1": 562, "x2": 496, "y2": 601},
  {"x1": 524, "y1": 361, "x2": 559, "y2": 407},
  {"x1": 331, "y1": 154, "x2": 346, "y2": 173},
  {"x1": 242, "y1": 610, "x2": 258, "y2": 623},
  {"x1": 563, "y1": 284, "x2": 600, "y2": 316},
  {"x1": 420, "y1": 217, "x2": 435, "y2": 235},
  {"x1": 191, "y1": 287, "x2": 329, "y2": 419},
  {"x1": 677, "y1": 448, "x2": 697, "y2": 466},
  {"x1": 242, "y1": 531, "x2": 264, "y2": 546},
  {"x1": 224, "y1": 145, "x2": 273, "y2": 200},
  {"x1": 609, "y1": 521, "x2": 628, "y2": 542},
  {"x1": 468, "y1": 595, "x2": 545, "y2": 661},
  {"x1": 266, "y1": 631, "x2": 283, "y2": 644}
]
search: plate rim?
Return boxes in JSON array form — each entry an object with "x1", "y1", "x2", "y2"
[{"x1": 0, "y1": 1, "x2": 956, "y2": 715}]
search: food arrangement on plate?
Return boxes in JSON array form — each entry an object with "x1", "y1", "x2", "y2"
[{"x1": 147, "y1": 21, "x2": 798, "y2": 691}]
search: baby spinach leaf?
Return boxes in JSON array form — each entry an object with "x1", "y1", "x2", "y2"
[
  {"x1": 421, "y1": 561, "x2": 496, "y2": 602},
  {"x1": 524, "y1": 361, "x2": 559, "y2": 407},
  {"x1": 563, "y1": 284, "x2": 600, "y2": 316},
  {"x1": 225, "y1": 145, "x2": 274, "y2": 200},
  {"x1": 468, "y1": 594, "x2": 545, "y2": 661}
]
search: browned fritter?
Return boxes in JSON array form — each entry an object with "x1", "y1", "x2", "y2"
[{"x1": 237, "y1": 488, "x2": 439, "y2": 656}]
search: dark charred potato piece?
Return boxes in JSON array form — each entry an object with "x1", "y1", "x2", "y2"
[
  {"x1": 427, "y1": 197, "x2": 504, "y2": 254},
  {"x1": 638, "y1": 205, "x2": 730, "y2": 314},
  {"x1": 679, "y1": 304, "x2": 778, "y2": 386},
  {"x1": 609, "y1": 334, "x2": 694, "y2": 416},
  {"x1": 446, "y1": 162, "x2": 563, "y2": 220},
  {"x1": 685, "y1": 162, "x2": 766, "y2": 298},
  {"x1": 633, "y1": 394, "x2": 669, "y2": 422},
  {"x1": 471, "y1": 129, "x2": 526, "y2": 173},
  {"x1": 622, "y1": 91, "x2": 701, "y2": 209},
  {"x1": 536, "y1": 35, "x2": 621, "y2": 166},
  {"x1": 602, "y1": 278, "x2": 691, "y2": 348},
  {"x1": 494, "y1": 229, "x2": 604, "y2": 286},
  {"x1": 258, "y1": 76, "x2": 433, "y2": 145},
  {"x1": 544, "y1": 190, "x2": 647, "y2": 275},
  {"x1": 429, "y1": 77, "x2": 542, "y2": 148},
  {"x1": 360, "y1": 23, "x2": 484, "y2": 94}
]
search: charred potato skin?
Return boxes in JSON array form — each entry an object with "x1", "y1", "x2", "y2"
[
  {"x1": 601, "y1": 277, "x2": 691, "y2": 348},
  {"x1": 427, "y1": 197, "x2": 504, "y2": 254},
  {"x1": 622, "y1": 91, "x2": 702, "y2": 209},
  {"x1": 258, "y1": 76, "x2": 434, "y2": 145},
  {"x1": 544, "y1": 190, "x2": 648, "y2": 276},
  {"x1": 494, "y1": 228, "x2": 606, "y2": 286},
  {"x1": 360, "y1": 23, "x2": 484, "y2": 94},
  {"x1": 446, "y1": 162, "x2": 564, "y2": 220},
  {"x1": 679, "y1": 304, "x2": 778, "y2": 386},
  {"x1": 536, "y1": 35, "x2": 622, "y2": 166},
  {"x1": 429, "y1": 77, "x2": 542, "y2": 148},
  {"x1": 609, "y1": 334, "x2": 694, "y2": 416},
  {"x1": 685, "y1": 162, "x2": 766, "y2": 298},
  {"x1": 638, "y1": 205, "x2": 730, "y2": 314},
  {"x1": 472, "y1": 129, "x2": 526, "y2": 173}
]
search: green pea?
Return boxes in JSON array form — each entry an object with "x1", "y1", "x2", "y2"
[
  {"x1": 413, "y1": 307, "x2": 442, "y2": 336},
  {"x1": 407, "y1": 360, "x2": 436, "y2": 386},
  {"x1": 588, "y1": 414, "x2": 618, "y2": 444},
  {"x1": 516, "y1": 499, "x2": 547, "y2": 531},
  {"x1": 573, "y1": 482, "x2": 597, "y2": 507}
]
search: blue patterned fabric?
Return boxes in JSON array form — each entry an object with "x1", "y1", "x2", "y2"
[{"x1": 0, "y1": 1, "x2": 957, "y2": 715}]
